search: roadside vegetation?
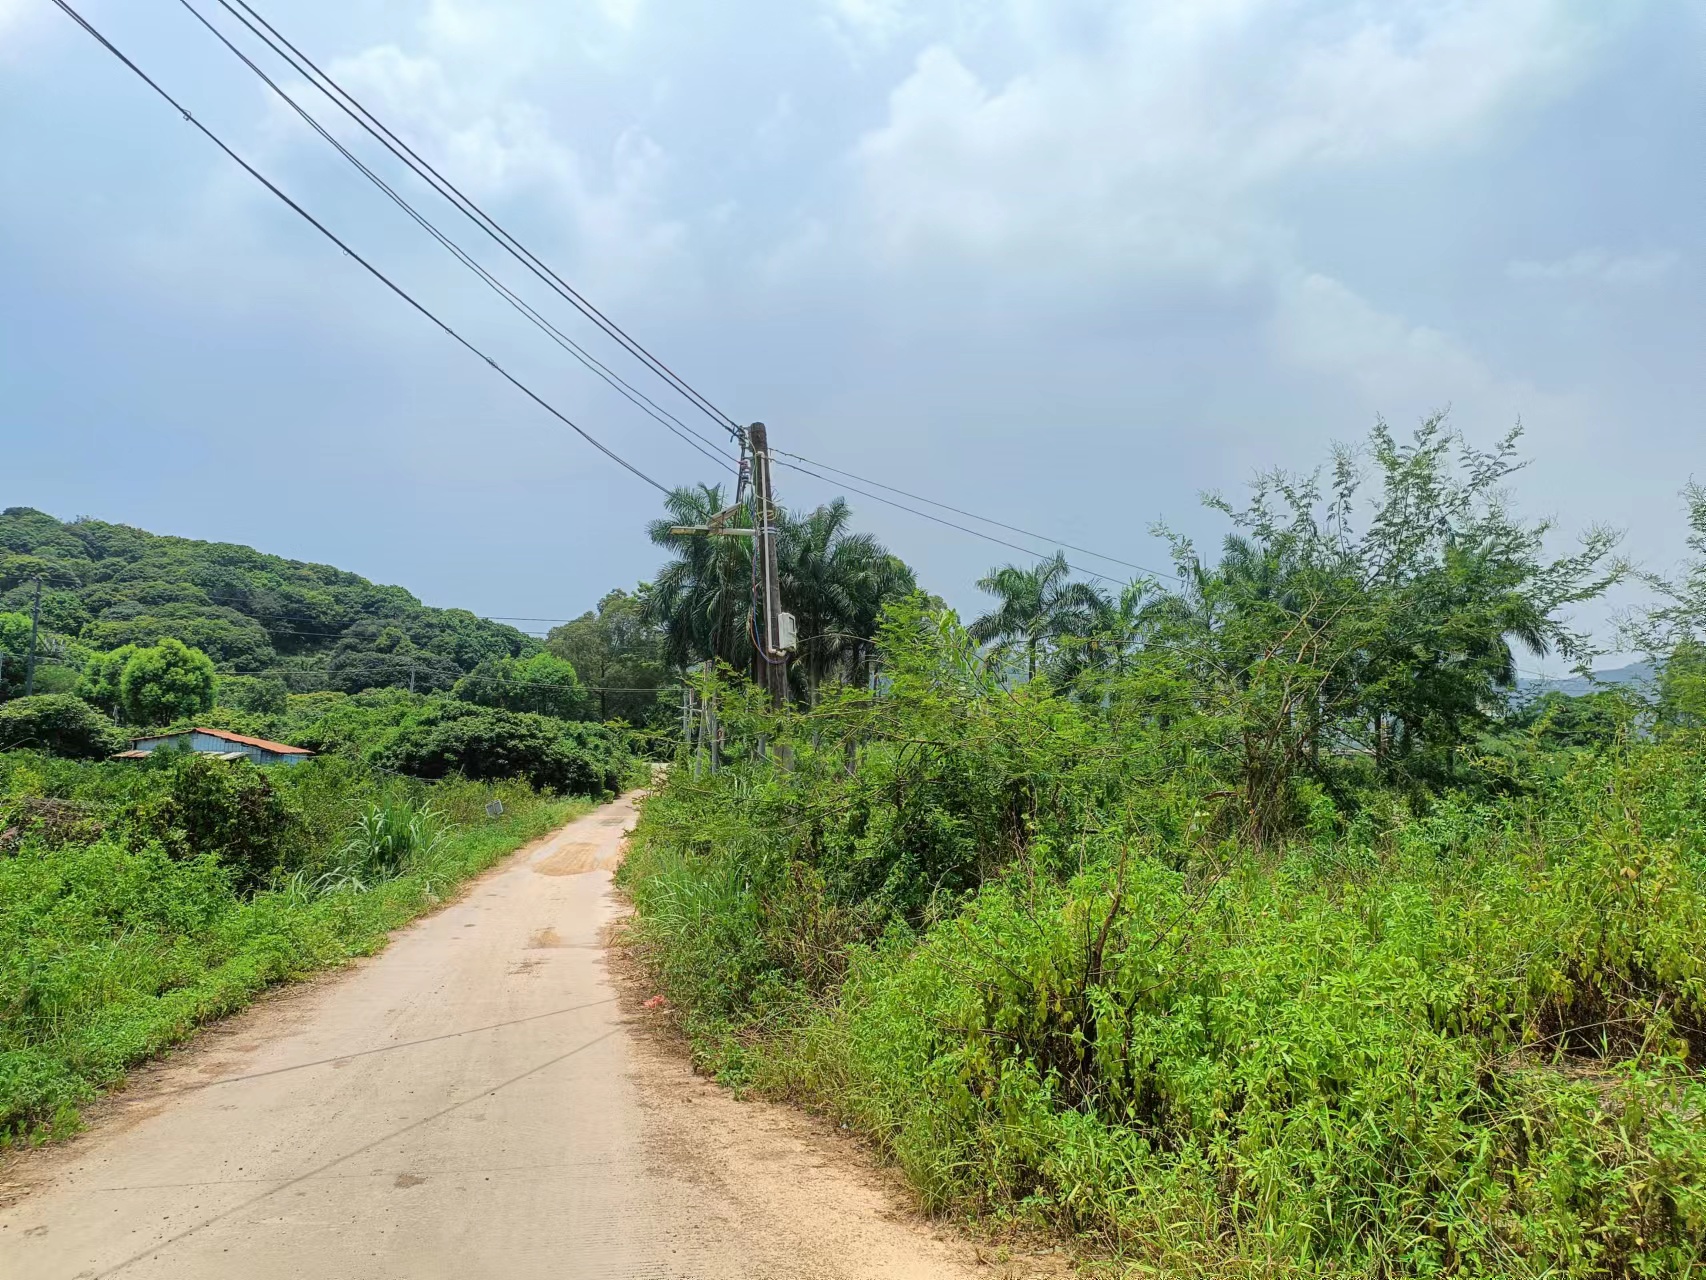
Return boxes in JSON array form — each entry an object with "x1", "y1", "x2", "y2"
[
  {"x1": 622, "y1": 422, "x2": 1706, "y2": 1278},
  {"x1": 0, "y1": 749, "x2": 601, "y2": 1146}
]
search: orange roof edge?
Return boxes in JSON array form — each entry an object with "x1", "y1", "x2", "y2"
[{"x1": 133, "y1": 727, "x2": 313, "y2": 754}]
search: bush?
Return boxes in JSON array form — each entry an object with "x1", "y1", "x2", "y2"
[
  {"x1": 332, "y1": 799, "x2": 446, "y2": 885},
  {"x1": 125, "y1": 754, "x2": 303, "y2": 889},
  {"x1": 378, "y1": 704, "x2": 626, "y2": 795},
  {"x1": 0, "y1": 695, "x2": 126, "y2": 759}
]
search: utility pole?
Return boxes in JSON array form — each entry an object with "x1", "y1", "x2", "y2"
[
  {"x1": 703, "y1": 659, "x2": 720, "y2": 774},
  {"x1": 747, "y1": 423, "x2": 790, "y2": 711},
  {"x1": 23, "y1": 577, "x2": 42, "y2": 698}
]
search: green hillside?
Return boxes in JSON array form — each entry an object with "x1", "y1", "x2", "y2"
[{"x1": 0, "y1": 506, "x2": 536, "y2": 697}]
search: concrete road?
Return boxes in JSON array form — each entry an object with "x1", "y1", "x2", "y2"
[{"x1": 0, "y1": 793, "x2": 984, "y2": 1280}]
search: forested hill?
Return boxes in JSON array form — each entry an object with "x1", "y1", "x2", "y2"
[{"x1": 0, "y1": 506, "x2": 537, "y2": 693}]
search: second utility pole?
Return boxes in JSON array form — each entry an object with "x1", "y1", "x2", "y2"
[{"x1": 746, "y1": 423, "x2": 789, "y2": 711}]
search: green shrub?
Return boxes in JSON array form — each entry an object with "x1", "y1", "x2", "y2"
[
  {"x1": 124, "y1": 754, "x2": 303, "y2": 890},
  {"x1": 0, "y1": 695, "x2": 126, "y2": 759},
  {"x1": 333, "y1": 800, "x2": 446, "y2": 885},
  {"x1": 379, "y1": 704, "x2": 625, "y2": 795}
]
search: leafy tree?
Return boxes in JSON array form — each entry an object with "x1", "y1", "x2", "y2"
[
  {"x1": 0, "y1": 554, "x2": 80, "y2": 591},
  {"x1": 120, "y1": 638, "x2": 217, "y2": 727},
  {"x1": 1655, "y1": 640, "x2": 1706, "y2": 729},
  {"x1": 216, "y1": 674, "x2": 289, "y2": 716},
  {"x1": 77, "y1": 644, "x2": 137, "y2": 718},
  {"x1": 454, "y1": 651, "x2": 588, "y2": 719},
  {"x1": 1506, "y1": 688, "x2": 1634, "y2": 749},
  {"x1": 1629, "y1": 483, "x2": 1706, "y2": 730},
  {"x1": 83, "y1": 605, "x2": 275, "y2": 668},
  {"x1": 0, "y1": 694, "x2": 128, "y2": 758},
  {"x1": 1132, "y1": 417, "x2": 1622, "y2": 831},
  {"x1": 969, "y1": 552, "x2": 1107, "y2": 682},
  {"x1": 0, "y1": 611, "x2": 88, "y2": 701},
  {"x1": 324, "y1": 642, "x2": 460, "y2": 696},
  {"x1": 0, "y1": 611, "x2": 35, "y2": 700},
  {"x1": 547, "y1": 589, "x2": 668, "y2": 724}
]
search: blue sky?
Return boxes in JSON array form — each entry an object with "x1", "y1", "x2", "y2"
[{"x1": 2, "y1": 0, "x2": 1701, "y2": 666}]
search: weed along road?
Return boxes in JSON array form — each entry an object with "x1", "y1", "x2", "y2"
[{"x1": 0, "y1": 793, "x2": 981, "y2": 1280}]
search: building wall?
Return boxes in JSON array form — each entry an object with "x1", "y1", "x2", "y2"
[{"x1": 130, "y1": 733, "x2": 307, "y2": 766}]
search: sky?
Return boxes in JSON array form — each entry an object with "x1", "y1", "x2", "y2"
[{"x1": 2, "y1": 0, "x2": 1701, "y2": 668}]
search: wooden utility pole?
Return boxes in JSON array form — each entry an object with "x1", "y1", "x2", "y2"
[
  {"x1": 23, "y1": 578, "x2": 42, "y2": 698},
  {"x1": 747, "y1": 423, "x2": 790, "y2": 711}
]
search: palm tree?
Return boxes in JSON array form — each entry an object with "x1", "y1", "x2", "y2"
[
  {"x1": 780, "y1": 499, "x2": 917, "y2": 702},
  {"x1": 645, "y1": 488, "x2": 918, "y2": 702},
  {"x1": 969, "y1": 553, "x2": 1108, "y2": 682},
  {"x1": 644, "y1": 485, "x2": 756, "y2": 674}
]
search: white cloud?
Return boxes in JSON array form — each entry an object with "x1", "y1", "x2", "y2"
[
  {"x1": 1269, "y1": 271, "x2": 1583, "y2": 441},
  {"x1": 1274, "y1": 272, "x2": 1499, "y2": 405},
  {"x1": 851, "y1": 1, "x2": 1607, "y2": 274},
  {"x1": 1507, "y1": 248, "x2": 1680, "y2": 284},
  {"x1": 310, "y1": 43, "x2": 687, "y2": 293},
  {"x1": 822, "y1": 0, "x2": 919, "y2": 46}
]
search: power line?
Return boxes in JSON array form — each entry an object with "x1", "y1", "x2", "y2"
[
  {"x1": 217, "y1": 0, "x2": 742, "y2": 441},
  {"x1": 48, "y1": 0, "x2": 673, "y2": 496},
  {"x1": 775, "y1": 449, "x2": 1178, "y2": 581},
  {"x1": 774, "y1": 456, "x2": 1120, "y2": 585},
  {"x1": 174, "y1": 0, "x2": 735, "y2": 475}
]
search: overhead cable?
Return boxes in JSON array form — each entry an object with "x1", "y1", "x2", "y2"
[
  {"x1": 175, "y1": 0, "x2": 734, "y2": 473},
  {"x1": 773, "y1": 456, "x2": 1119, "y2": 584},
  {"x1": 48, "y1": 0, "x2": 672, "y2": 495},
  {"x1": 776, "y1": 448, "x2": 1178, "y2": 581},
  {"x1": 218, "y1": 0, "x2": 742, "y2": 441}
]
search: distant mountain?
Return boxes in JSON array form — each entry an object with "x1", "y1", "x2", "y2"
[
  {"x1": 0, "y1": 507, "x2": 538, "y2": 695},
  {"x1": 1517, "y1": 661, "x2": 1655, "y2": 699}
]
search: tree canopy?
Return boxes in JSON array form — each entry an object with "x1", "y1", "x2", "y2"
[
  {"x1": 453, "y1": 651, "x2": 588, "y2": 720},
  {"x1": 120, "y1": 638, "x2": 218, "y2": 727},
  {"x1": 545, "y1": 589, "x2": 668, "y2": 725}
]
